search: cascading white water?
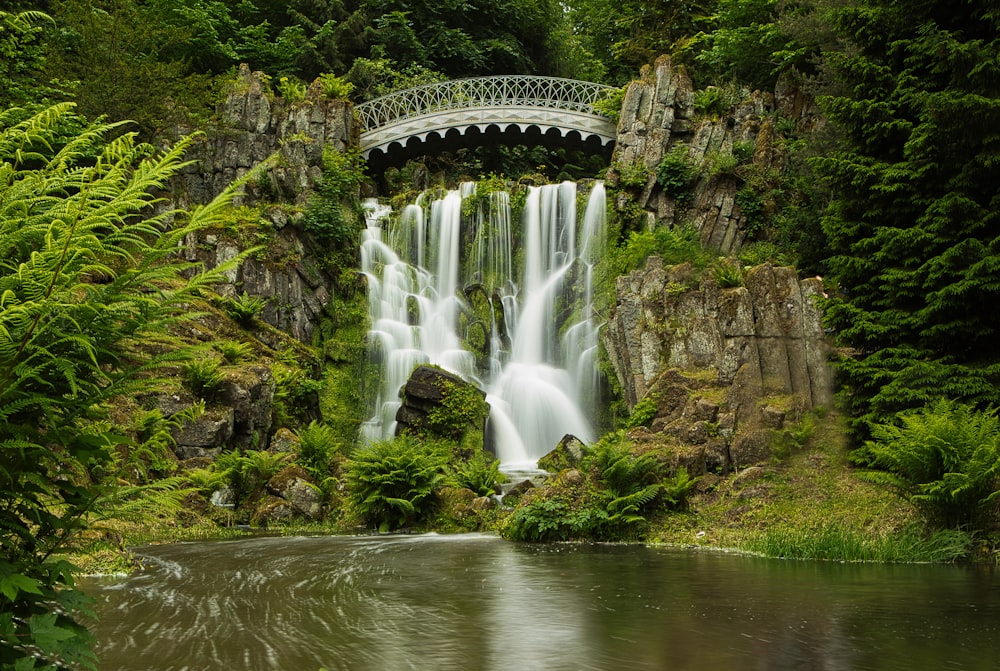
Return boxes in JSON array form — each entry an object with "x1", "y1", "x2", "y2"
[{"x1": 361, "y1": 181, "x2": 606, "y2": 468}]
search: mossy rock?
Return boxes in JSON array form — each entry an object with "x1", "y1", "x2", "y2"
[{"x1": 537, "y1": 434, "x2": 586, "y2": 473}]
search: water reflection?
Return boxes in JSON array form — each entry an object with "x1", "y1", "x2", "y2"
[{"x1": 82, "y1": 534, "x2": 1000, "y2": 671}]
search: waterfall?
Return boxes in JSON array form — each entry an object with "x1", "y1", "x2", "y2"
[{"x1": 361, "y1": 181, "x2": 606, "y2": 468}]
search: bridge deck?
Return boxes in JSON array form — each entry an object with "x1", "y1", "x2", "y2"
[{"x1": 356, "y1": 76, "x2": 618, "y2": 159}]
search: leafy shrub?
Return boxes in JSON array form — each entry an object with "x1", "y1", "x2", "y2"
[
  {"x1": 503, "y1": 496, "x2": 606, "y2": 542},
  {"x1": 614, "y1": 160, "x2": 650, "y2": 190},
  {"x1": 214, "y1": 449, "x2": 291, "y2": 506},
  {"x1": 213, "y1": 340, "x2": 252, "y2": 364},
  {"x1": 427, "y1": 380, "x2": 489, "y2": 442},
  {"x1": 182, "y1": 358, "x2": 226, "y2": 401},
  {"x1": 296, "y1": 421, "x2": 341, "y2": 476},
  {"x1": 735, "y1": 186, "x2": 766, "y2": 236},
  {"x1": 704, "y1": 149, "x2": 739, "y2": 177},
  {"x1": 276, "y1": 76, "x2": 307, "y2": 101},
  {"x1": 317, "y1": 73, "x2": 354, "y2": 99},
  {"x1": 860, "y1": 400, "x2": 1000, "y2": 529},
  {"x1": 185, "y1": 467, "x2": 227, "y2": 496},
  {"x1": 345, "y1": 436, "x2": 450, "y2": 531},
  {"x1": 732, "y1": 140, "x2": 756, "y2": 164},
  {"x1": 451, "y1": 450, "x2": 504, "y2": 496},
  {"x1": 593, "y1": 85, "x2": 626, "y2": 121},
  {"x1": 712, "y1": 260, "x2": 744, "y2": 288},
  {"x1": 694, "y1": 86, "x2": 727, "y2": 116},
  {"x1": 584, "y1": 432, "x2": 665, "y2": 534},
  {"x1": 625, "y1": 394, "x2": 659, "y2": 429},
  {"x1": 655, "y1": 144, "x2": 697, "y2": 197},
  {"x1": 607, "y1": 223, "x2": 707, "y2": 277},
  {"x1": 739, "y1": 241, "x2": 795, "y2": 267},
  {"x1": 302, "y1": 147, "x2": 365, "y2": 250},
  {"x1": 225, "y1": 291, "x2": 267, "y2": 324},
  {"x1": 661, "y1": 467, "x2": 696, "y2": 509}
]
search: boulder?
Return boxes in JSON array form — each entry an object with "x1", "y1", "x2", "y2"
[{"x1": 537, "y1": 434, "x2": 587, "y2": 473}]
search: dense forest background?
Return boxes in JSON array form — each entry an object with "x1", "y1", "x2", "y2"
[{"x1": 4, "y1": 1, "x2": 1000, "y2": 668}]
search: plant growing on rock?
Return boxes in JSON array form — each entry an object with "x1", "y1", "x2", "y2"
[
  {"x1": 450, "y1": 450, "x2": 504, "y2": 497},
  {"x1": 224, "y1": 291, "x2": 267, "y2": 325},
  {"x1": 295, "y1": 420, "x2": 342, "y2": 477},
  {"x1": 655, "y1": 144, "x2": 697, "y2": 199},
  {"x1": 345, "y1": 436, "x2": 450, "y2": 531},
  {"x1": 182, "y1": 358, "x2": 226, "y2": 401}
]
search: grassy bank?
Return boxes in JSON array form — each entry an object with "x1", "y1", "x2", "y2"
[
  {"x1": 648, "y1": 411, "x2": 984, "y2": 563},
  {"x1": 66, "y1": 410, "x2": 997, "y2": 577}
]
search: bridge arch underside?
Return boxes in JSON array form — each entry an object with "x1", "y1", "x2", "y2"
[{"x1": 361, "y1": 109, "x2": 616, "y2": 174}]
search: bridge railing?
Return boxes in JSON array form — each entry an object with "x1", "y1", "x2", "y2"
[{"x1": 355, "y1": 76, "x2": 616, "y2": 131}]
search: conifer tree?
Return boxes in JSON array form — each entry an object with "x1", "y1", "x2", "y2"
[{"x1": 815, "y1": 1, "x2": 1000, "y2": 439}]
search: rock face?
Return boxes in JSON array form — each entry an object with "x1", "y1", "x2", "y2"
[
  {"x1": 159, "y1": 364, "x2": 275, "y2": 459},
  {"x1": 177, "y1": 64, "x2": 354, "y2": 207},
  {"x1": 610, "y1": 55, "x2": 778, "y2": 255},
  {"x1": 174, "y1": 64, "x2": 356, "y2": 342},
  {"x1": 603, "y1": 258, "x2": 834, "y2": 469}
]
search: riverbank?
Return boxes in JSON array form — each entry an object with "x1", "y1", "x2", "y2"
[{"x1": 65, "y1": 409, "x2": 997, "y2": 576}]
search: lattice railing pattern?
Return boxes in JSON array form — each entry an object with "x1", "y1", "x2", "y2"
[{"x1": 355, "y1": 76, "x2": 616, "y2": 131}]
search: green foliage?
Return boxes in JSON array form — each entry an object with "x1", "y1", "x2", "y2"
[
  {"x1": 0, "y1": 9, "x2": 64, "y2": 108},
  {"x1": 276, "y1": 76, "x2": 307, "y2": 102},
  {"x1": 624, "y1": 394, "x2": 659, "y2": 429},
  {"x1": 607, "y1": 224, "x2": 708, "y2": 278},
  {"x1": 860, "y1": 401, "x2": 1000, "y2": 530},
  {"x1": 182, "y1": 358, "x2": 226, "y2": 401},
  {"x1": 0, "y1": 105, "x2": 241, "y2": 669},
  {"x1": 295, "y1": 421, "x2": 341, "y2": 477},
  {"x1": 567, "y1": 0, "x2": 714, "y2": 83},
  {"x1": 185, "y1": 467, "x2": 227, "y2": 496},
  {"x1": 272, "y1": 359, "x2": 324, "y2": 429},
  {"x1": 694, "y1": 0, "x2": 796, "y2": 91},
  {"x1": 224, "y1": 291, "x2": 267, "y2": 325},
  {"x1": 345, "y1": 57, "x2": 447, "y2": 102},
  {"x1": 815, "y1": 1, "x2": 1000, "y2": 438},
  {"x1": 655, "y1": 145, "x2": 698, "y2": 198},
  {"x1": 302, "y1": 147, "x2": 365, "y2": 254},
  {"x1": 427, "y1": 380, "x2": 490, "y2": 442},
  {"x1": 735, "y1": 186, "x2": 766, "y2": 236},
  {"x1": 213, "y1": 340, "x2": 252, "y2": 364},
  {"x1": 738, "y1": 241, "x2": 796, "y2": 267},
  {"x1": 592, "y1": 85, "x2": 627, "y2": 121},
  {"x1": 503, "y1": 495, "x2": 605, "y2": 542},
  {"x1": 613, "y1": 161, "x2": 651, "y2": 190},
  {"x1": 316, "y1": 73, "x2": 354, "y2": 99},
  {"x1": 450, "y1": 450, "x2": 504, "y2": 497},
  {"x1": 744, "y1": 522, "x2": 970, "y2": 562},
  {"x1": 345, "y1": 436, "x2": 450, "y2": 532},
  {"x1": 214, "y1": 449, "x2": 291, "y2": 507},
  {"x1": 586, "y1": 431, "x2": 663, "y2": 499},
  {"x1": 711, "y1": 260, "x2": 744, "y2": 288}
]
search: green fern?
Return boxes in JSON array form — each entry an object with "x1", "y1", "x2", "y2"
[
  {"x1": 345, "y1": 436, "x2": 449, "y2": 531},
  {"x1": 295, "y1": 420, "x2": 341, "y2": 476},
  {"x1": 0, "y1": 104, "x2": 251, "y2": 669},
  {"x1": 861, "y1": 400, "x2": 1000, "y2": 529}
]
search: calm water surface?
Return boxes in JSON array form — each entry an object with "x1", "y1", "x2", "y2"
[{"x1": 81, "y1": 533, "x2": 999, "y2": 671}]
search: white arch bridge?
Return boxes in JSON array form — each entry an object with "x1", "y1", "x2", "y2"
[{"x1": 355, "y1": 76, "x2": 618, "y2": 162}]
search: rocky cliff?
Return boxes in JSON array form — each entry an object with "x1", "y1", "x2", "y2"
[
  {"x1": 602, "y1": 257, "x2": 833, "y2": 470},
  {"x1": 609, "y1": 55, "x2": 781, "y2": 255},
  {"x1": 173, "y1": 64, "x2": 357, "y2": 342}
]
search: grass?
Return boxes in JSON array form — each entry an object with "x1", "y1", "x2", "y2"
[{"x1": 647, "y1": 410, "x2": 972, "y2": 562}]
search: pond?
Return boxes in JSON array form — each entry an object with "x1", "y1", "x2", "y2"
[{"x1": 81, "y1": 533, "x2": 999, "y2": 670}]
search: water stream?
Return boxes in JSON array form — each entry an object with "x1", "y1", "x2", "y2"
[
  {"x1": 359, "y1": 181, "x2": 606, "y2": 467},
  {"x1": 82, "y1": 534, "x2": 1000, "y2": 671}
]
